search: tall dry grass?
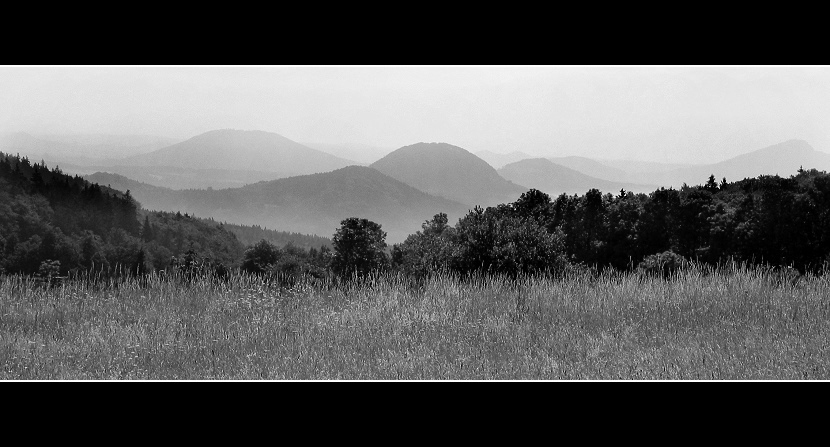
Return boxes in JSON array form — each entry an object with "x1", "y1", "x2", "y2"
[{"x1": 1, "y1": 262, "x2": 828, "y2": 379}]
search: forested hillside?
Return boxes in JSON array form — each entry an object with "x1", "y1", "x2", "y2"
[
  {"x1": 212, "y1": 221, "x2": 331, "y2": 249},
  {"x1": 0, "y1": 152, "x2": 244, "y2": 275},
  {"x1": 86, "y1": 166, "x2": 470, "y2": 244}
]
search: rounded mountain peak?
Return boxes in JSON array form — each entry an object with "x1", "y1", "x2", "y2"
[
  {"x1": 768, "y1": 139, "x2": 814, "y2": 153},
  {"x1": 372, "y1": 142, "x2": 495, "y2": 172},
  {"x1": 122, "y1": 129, "x2": 352, "y2": 174},
  {"x1": 370, "y1": 142, "x2": 526, "y2": 207},
  {"x1": 189, "y1": 129, "x2": 294, "y2": 144},
  {"x1": 394, "y1": 141, "x2": 473, "y2": 153}
]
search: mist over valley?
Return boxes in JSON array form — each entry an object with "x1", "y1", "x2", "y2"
[{"x1": 7, "y1": 127, "x2": 830, "y2": 243}]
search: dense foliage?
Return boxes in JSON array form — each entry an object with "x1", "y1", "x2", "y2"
[
  {"x1": 547, "y1": 170, "x2": 830, "y2": 274},
  {"x1": 0, "y1": 152, "x2": 244, "y2": 276},
  {"x1": 391, "y1": 171, "x2": 830, "y2": 278},
  {"x1": 240, "y1": 239, "x2": 330, "y2": 279},
  {"x1": 139, "y1": 211, "x2": 244, "y2": 273},
  {"x1": 636, "y1": 251, "x2": 690, "y2": 278},
  {"x1": 392, "y1": 190, "x2": 569, "y2": 278},
  {"x1": 331, "y1": 217, "x2": 389, "y2": 278}
]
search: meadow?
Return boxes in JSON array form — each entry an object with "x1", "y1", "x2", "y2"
[{"x1": 2, "y1": 264, "x2": 829, "y2": 380}]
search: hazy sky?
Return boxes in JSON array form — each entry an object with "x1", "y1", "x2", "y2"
[{"x1": 2, "y1": 65, "x2": 829, "y2": 163}]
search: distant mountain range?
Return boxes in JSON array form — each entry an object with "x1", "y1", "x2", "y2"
[
  {"x1": 16, "y1": 127, "x2": 827, "y2": 245},
  {"x1": 475, "y1": 150, "x2": 536, "y2": 169},
  {"x1": 371, "y1": 142, "x2": 527, "y2": 207},
  {"x1": 55, "y1": 163, "x2": 292, "y2": 190},
  {"x1": 300, "y1": 142, "x2": 390, "y2": 165},
  {"x1": 547, "y1": 156, "x2": 633, "y2": 184},
  {"x1": 0, "y1": 132, "x2": 179, "y2": 165},
  {"x1": 498, "y1": 158, "x2": 658, "y2": 196},
  {"x1": 86, "y1": 166, "x2": 470, "y2": 244},
  {"x1": 488, "y1": 139, "x2": 830, "y2": 190},
  {"x1": 593, "y1": 158, "x2": 697, "y2": 176},
  {"x1": 119, "y1": 129, "x2": 356, "y2": 174},
  {"x1": 650, "y1": 139, "x2": 830, "y2": 187},
  {"x1": 32, "y1": 129, "x2": 362, "y2": 190}
]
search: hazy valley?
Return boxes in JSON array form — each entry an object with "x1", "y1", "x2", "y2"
[
  {"x1": 6, "y1": 128, "x2": 830, "y2": 245},
  {"x1": 497, "y1": 158, "x2": 658, "y2": 196},
  {"x1": 85, "y1": 165, "x2": 470, "y2": 244}
]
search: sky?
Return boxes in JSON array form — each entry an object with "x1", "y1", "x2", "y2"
[{"x1": 1, "y1": 65, "x2": 829, "y2": 164}]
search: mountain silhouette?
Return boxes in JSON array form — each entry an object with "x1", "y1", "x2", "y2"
[
  {"x1": 0, "y1": 131, "x2": 177, "y2": 165},
  {"x1": 475, "y1": 150, "x2": 536, "y2": 169},
  {"x1": 370, "y1": 142, "x2": 526, "y2": 207},
  {"x1": 59, "y1": 162, "x2": 295, "y2": 190},
  {"x1": 119, "y1": 129, "x2": 355, "y2": 176},
  {"x1": 86, "y1": 166, "x2": 470, "y2": 244},
  {"x1": 528, "y1": 140, "x2": 830, "y2": 190},
  {"x1": 498, "y1": 158, "x2": 658, "y2": 196},
  {"x1": 649, "y1": 139, "x2": 830, "y2": 187},
  {"x1": 547, "y1": 156, "x2": 631, "y2": 183}
]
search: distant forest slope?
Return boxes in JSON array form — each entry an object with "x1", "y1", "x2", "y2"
[
  {"x1": 86, "y1": 166, "x2": 471, "y2": 244},
  {"x1": 81, "y1": 172, "x2": 331, "y2": 248},
  {"x1": 206, "y1": 220, "x2": 331, "y2": 249},
  {"x1": 58, "y1": 163, "x2": 293, "y2": 190},
  {"x1": 498, "y1": 158, "x2": 658, "y2": 195},
  {"x1": 137, "y1": 211, "x2": 245, "y2": 271}
]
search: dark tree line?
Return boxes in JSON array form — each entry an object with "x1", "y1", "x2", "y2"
[
  {"x1": 218, "y1": 222, "x2": 331, "y2": 250},
  {"x1": 0, "y1": 152, "x2": 244, "y2": 277},
  {"x1": 389, "y1": 170, "x2": 830, "y2": 278},
  {"x1": 542, "y1": 170, "x2": 830, "y2": 274}
]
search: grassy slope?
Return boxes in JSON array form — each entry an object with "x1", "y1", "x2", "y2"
[{"x1": 1, "y1": 265, "x2": 829, "y2": 380}]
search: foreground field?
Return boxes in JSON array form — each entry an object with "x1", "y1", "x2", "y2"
[{"x1": 1, "y1": 265, "x2": 829, "y2": 380}]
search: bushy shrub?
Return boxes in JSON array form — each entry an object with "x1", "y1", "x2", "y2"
[
  {"x1": 38, "y1": 259, "x2": 61, "y2": 279},
  {"x1": 761, "y1": 265, "x2": 803, "y2": 288},
  {"x1": 637, "y1": 251, "x2": 689, "y2": 278},
  {"x1": 331, "y1": 218, "x2": 388, "y2": 278},
  {"x1": 241, "y1": 239, "x2": 281, "y2": 274},
  {"x1": 562, "y1": 262, "x2": 600, "y2": 280},
  {"x1": 240, "y1": 239, "x2": 331, "y2": 284},
  {"x1": 449, "y1": 206, "x2": 568, "y2": 278},
  {"x1": 392, "y1": 213, "x2": 454, "y2": 278}
]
